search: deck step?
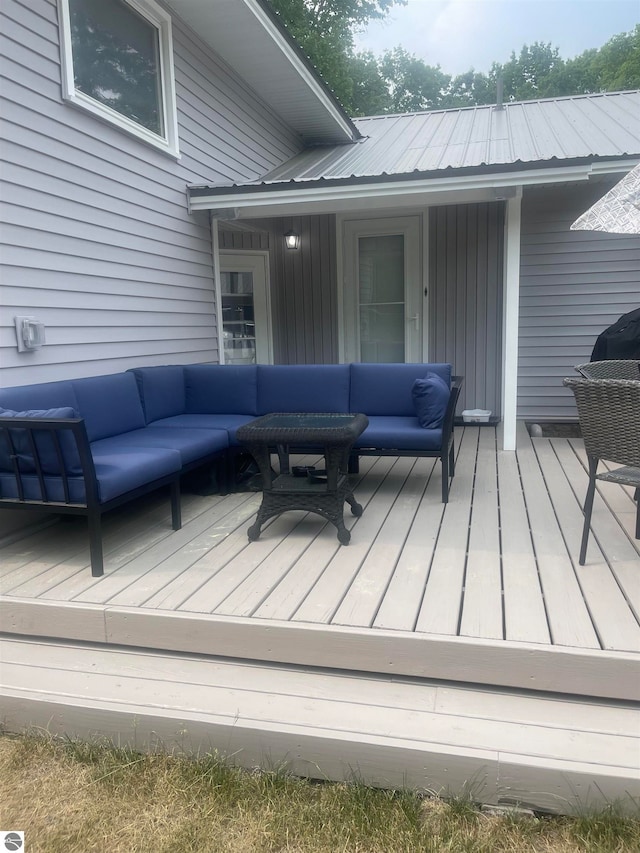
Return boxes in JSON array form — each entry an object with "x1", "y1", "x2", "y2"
[{"x1": 1, "y1": 636, "x2": 638, "y2": 816}]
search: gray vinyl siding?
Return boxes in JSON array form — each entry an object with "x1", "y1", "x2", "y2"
[
  {"x1": 518, "y1": 181, "x2": 640, "y2": 421},
  {"x1": 428, "y1": 203, "x2": 505, "y2": 417},
  {"x1": 0, "y1": 0, "x2": 301, "y2": 388},
  {"x1": 220, "y1": 216, "x2": 339, "y2": 365}
]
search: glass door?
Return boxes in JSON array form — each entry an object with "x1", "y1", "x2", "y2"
[
  {"x1": 219, "y1": 251, "x2": 272, "y2": 364},
  {"x1": 343, "y1": 217, "x2": 423, "y2": 363}
]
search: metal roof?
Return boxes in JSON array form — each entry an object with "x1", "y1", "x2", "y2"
[{"x1": 220, "y1": 90, "x2": 640, "y2": 188}]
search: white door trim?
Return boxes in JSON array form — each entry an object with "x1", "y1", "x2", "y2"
[
  {"x1": 219, "y1": 249, "x2": 273, "y2": 364},
  {"x1": 340, "y1": 215, "x2": 423, "y2": 363}
]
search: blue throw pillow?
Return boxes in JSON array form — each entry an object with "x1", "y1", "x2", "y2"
[
  {"x1": 412, "y1": 373, "x2": 450, "y2": 429},
  {"x1": 0, "y1": 407, "x2": 82, "y2": 475}
]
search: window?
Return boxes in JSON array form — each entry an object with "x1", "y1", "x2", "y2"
[{"x1": 58, "y1": 0, "x2": 179, "y2": 155}]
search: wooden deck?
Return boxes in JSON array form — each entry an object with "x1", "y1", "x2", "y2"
[{"x1": 2, "y1": 423, "x2": 639, "y2": 814}]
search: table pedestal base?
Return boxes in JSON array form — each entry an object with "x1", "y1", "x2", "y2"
[{"x1": 247, "y1": 474, "x2": 363, "y2": 545}]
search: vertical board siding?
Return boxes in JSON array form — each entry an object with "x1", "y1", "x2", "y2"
[
  {"x1": 219, "y1": 217, "x2": 337, "y2": 365},
  {"x1": 518, "y1": 181, "x2": 640, "y2": 421},
  {"x1": 0, "y1": 0, "x2": 301, "y2": 387},
  {"x1": 264, "y1": 215, "x2": 338, "y2": 364},
  {"x1": 429, "y1": 202, "x2": 504, "y2": 416}
]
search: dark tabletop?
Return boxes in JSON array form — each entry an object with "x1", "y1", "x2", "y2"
[{"x1": 237, "y1": 412, "x2": 368, "y2": 444}]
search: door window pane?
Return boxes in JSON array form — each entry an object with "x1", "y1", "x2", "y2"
[
  {"x1": 221, "y1": 272, "x2": 257, "y2": 364},
  {"x1": 69, "y1": 0, "x2": 163, "y2": 135},
  {"x1": 359, "y1": 305, "x2": 405, "y2": 363},
  {"x1": 358, "y1": 234, "x2": 405, "y2": 362}
]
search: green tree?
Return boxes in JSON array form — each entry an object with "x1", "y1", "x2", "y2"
[
  {"x1": 590, "y1": 24, "x2": 640, "y2": 90},
  {"x1": 267, "y1": 0, "x2": 405, "y2": 113},
  {"x1": 442, "y1": 67, "x2": 497, "y2": 108},
  {"x1": 346, "y1": 51, "x2": 392, "y2": 116},
  {"x1": 268, "y1": 3, "x2": 639, "y2": 116},
  {"x1": 379, "y1": 47, "x2": 450, "y2": 112},
  {"x1": 499, "y1": 42, "x2": 563, "y2": 101}
]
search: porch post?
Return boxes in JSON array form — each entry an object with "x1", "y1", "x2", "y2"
[
  {"x1": 501, "y1": 188, "x2": 522, "y2": 451},
  {"x1": 210, "y1": 216, "x2": 225, "y2": 364}
]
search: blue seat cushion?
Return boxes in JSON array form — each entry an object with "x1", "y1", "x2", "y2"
[
  {"x1": 257, "y1": 365, "x2": 350, "y2": 414},
  {"x1": 129, "y1": 366, "x2": 186, "y2": 423},
  {"x1": 412, "y1": 372, "x2": 450, "y2": 429},
  {"x1": 350, "y1": 363, "x2": 452, "y2": 416},
  {"x1": 0, "y1": 445, "x2": 181, "y2": 504},
  {"x1": 185, "y1": 365, "x2": 258, "y2": 415},
  {"x1": 90, "y1": 427, "x2": 229, "y2": 467},
  {"x1": 149, "y1": 414, "x2": 256, "y2": 446},
  {"x1": 0, "y1": 407, "x2": 82, "y2": 475},
  {"x1": 72, "y1": 373, "x2": 146, "y2": 441},
  {"x1": 354, "y1": 417, "x2": 443, "y2": 452}
]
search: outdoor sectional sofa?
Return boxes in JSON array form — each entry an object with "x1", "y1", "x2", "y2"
[{"x1": 0, "y1": 363, "x2": 462, "y2": 576}]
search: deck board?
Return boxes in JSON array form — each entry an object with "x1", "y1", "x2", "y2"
[
  {"x1": 414, "y1": 426, "x2": 477, "y2": 635},
  {"x1": 497, "y1": 446, "x2": 550, "y2": 644},
  {"x1": 2, "y1": 425, "x2": 638, "y2": 696},
  {"x1": 535, "y1": 439, "x2": 640, "y2": 652},
  {"x1": 516, "y1": 429, "x2": 601, "y2": 648},
  {"x1": 460, "y1": 427, "x2": 503, "y2": 640}
]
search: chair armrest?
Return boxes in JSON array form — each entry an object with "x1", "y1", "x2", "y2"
[
  {"x1": 0, "y1": 416, "x2": 98, "y2": 506},
  {"x1": 442, "y1": 376, "x2": 464, "y2": 442}
]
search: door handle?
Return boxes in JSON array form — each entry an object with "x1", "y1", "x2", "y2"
[{"x1": 407, "y1": 313, "x2": 419, "y2": 329}]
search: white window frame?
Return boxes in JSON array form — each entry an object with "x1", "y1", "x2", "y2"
[{"x1": 57, "y1": 0, "x2": 180, "y2": 157}]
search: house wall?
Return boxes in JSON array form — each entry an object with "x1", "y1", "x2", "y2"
[
  {"x1": 428, "y1": 202, "x2": 505, "y2": 416},
  {"x1": 0, "y1": 0, "x2": 302, "y2": 389},
  {"x1": 518, "y1": 180, "x2": 640, "y2": 421},
  {"x1": 220, "y1": 215, "x2": 339, "y2": 364}
]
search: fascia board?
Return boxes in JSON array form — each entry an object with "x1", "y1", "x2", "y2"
[
  {"x1": 166, "y1": 0, "x2": 357, "y2": 144},
  {"x1": 241, "y1": 0, "x2": 357, "y2": 141},
  {"x1": 189, "y1": 161, "x2": 639, "y2": 214}
]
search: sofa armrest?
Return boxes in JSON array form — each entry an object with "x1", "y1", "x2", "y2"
[
  {"x1": 442, "y1": 376, "x2": 464, "y2": 444},
  {"x1": 0, "y1": 416, "x2": 99, "y2": 507}
]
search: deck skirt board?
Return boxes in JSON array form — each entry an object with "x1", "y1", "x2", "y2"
[{"x1": 2, "y1": 637, "x2": 638, "y2": 816}]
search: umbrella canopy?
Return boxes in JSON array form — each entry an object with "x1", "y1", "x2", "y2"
[{"x1": 571, "y1": 163, "x2": 640, "y2": 235}]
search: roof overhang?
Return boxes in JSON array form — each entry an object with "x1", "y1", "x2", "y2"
[
  {"x1": 164, "y1": 0, "x2": 358, "y2": 145},
  {"x1": 189, "y1": 158, "x2": 640, "y2": 218}
]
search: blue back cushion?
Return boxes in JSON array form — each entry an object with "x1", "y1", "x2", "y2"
[
  {"x1": 0, "y1": 407, "x2": 82, "y2": 475},
  {"x1": 350, "y1": 363, "x2": 451, "y2": 416},
  {"x1": 412, "y1": 372, "x2": 450, "y2": 428},
  {"x1": 257, "y1": 365, "x2": 351, "y2": 414},
  {"x1": 129, "y1": 366, "x2": 186, "y2": 423},
  {"x1": 72, "y1": 373, "x2": 146, "y2": 441},
  {"x1": 0, "y1": 380, "x2": 79, "y2": 413},
  {"x1": 185, "y1": 364, "x2": 258, "y2": 415}
]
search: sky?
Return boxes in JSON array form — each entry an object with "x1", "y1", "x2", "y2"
[{"x1": 354, "y1": 0, "x2": 640, "y2": 76}]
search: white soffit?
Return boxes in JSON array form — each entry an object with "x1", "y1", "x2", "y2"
[{"x1": 165, "y1": 0, "x2": 357, "y2": 144}]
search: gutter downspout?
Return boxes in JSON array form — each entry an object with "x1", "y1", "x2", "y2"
[{"x1": 501, "y1": 187, "x2": 523, "y2": 451}]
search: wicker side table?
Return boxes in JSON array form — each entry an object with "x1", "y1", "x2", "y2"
[{"x1": 236, "y1": 412, "x2": 368, "y2": 545}]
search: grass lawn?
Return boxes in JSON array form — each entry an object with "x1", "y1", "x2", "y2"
[{"x1": 1, "y1": 732, "x2": 638, "y2": 852}]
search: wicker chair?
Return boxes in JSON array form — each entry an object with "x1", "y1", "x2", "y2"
[
  {"x1": 563, "y1": 377, "x2": 640, "y2": 565},
  {"x1": 574, "y1": 360, "x2": 640, "y2": 380}
]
